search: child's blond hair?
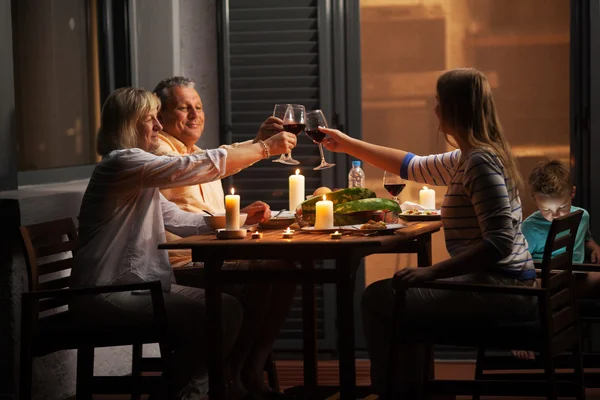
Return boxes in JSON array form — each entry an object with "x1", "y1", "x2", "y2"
[{"x1": 528, "y1": 160, "x2": 572, "y2": 197}]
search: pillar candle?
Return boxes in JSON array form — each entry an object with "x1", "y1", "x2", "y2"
[
  {"x1": 225, "y1": 188, "x2": 240, "y2": 230},
  {"x1": 314, "y1": 195, "x2": 334, "y2": 230},
  {"x1": 289, "y1": 169, "x2": 305, "y2": 212},
  {"x1": 419, "y1": 186, "x2": 436, "y2": 210}
]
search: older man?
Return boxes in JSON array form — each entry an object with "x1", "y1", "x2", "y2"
[{"x1": 153, "y1": 76, "x2": 296, "y2": 400}]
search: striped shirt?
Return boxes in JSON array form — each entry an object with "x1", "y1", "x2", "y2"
[{"x1": 400, "y1": 148, "x2": 535, "y2": 280}]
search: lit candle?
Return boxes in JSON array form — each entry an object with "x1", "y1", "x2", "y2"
[
  {"x1": 251, "y1": 231, "x2": 263, "y2": 239},
  {"x1": 419, "y1": 186, "x2": 436, "y2": 210},
  {"x1": 314, "y1": 195, "x2": 334, "y2": 230},
  {"x1": 289, "y1": 169, "x2": 305, "y2": 212},
  {"x1": 330, "y1": 231, "x2": 342, "y2": 240},
  {"x1": 282, "y1": 227, "x2": 294, "y2": 239},
  {"x1": 225, "y1": 188, "x2": 240, "y2": 230}
]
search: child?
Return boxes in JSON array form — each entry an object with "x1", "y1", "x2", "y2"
[
  {"x1": 523, "y1": 160, "x2": 600, "y2": 265},
  {"x1": 514, "y1": 160, "x2": 600, "y2": 360}
]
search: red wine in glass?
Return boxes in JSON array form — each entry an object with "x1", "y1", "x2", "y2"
[
  {"x1": 384, "y1": 183, "x2": 406, "y2": 197},
  {"x1": 305, "y1": 129, "x2": 326, "y2": 143},
  {"x1": 283, "y1": 123, "x2": 306, "y2": 136}
]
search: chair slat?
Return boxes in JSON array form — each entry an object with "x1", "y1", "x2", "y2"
[
  {"x1": 552, "y1": 306, "x2": 576, "y2": 334},
  {"x1": 38, "y1": 258, "x2": 73, "y2": 276},
  {"x1": 39, "y1": 297, "x2": 69, "y2": 312},
  {"x1": 38, "y1": 276, "x2": 70, "y2": 291},
  {"x1": 548, "y1": 252, "x2": 572, "y2": 273},
  {"x1": 552, "y1": 325, "x2": 578, "y2": 354},
  {"x1": 25, "y1": 218, "x2": 77, "y2": 240},
  {"x1": 35, "y1": 240, "x2": 76, "y2": 258},
  {"x1": 551, "y1": 234, "x2": 573, "y2": 253},
  {"x1": 548, "y1": 269, "x2": 571, "y2": 291},
  {"x1": 550, "y1": 288, "x2": 572, "y2": 311}
]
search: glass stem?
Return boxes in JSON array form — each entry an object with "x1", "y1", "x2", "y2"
[{"x1": 318, "y1": 143, "x2": 326, "y2": 162}]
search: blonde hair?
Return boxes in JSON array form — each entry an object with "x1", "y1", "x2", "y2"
[
  {"x1": 436, "y1": 68, "x2": 522, "y2": 194},
  {"x1": 528, "y1": 160, "x2": 572, "y2": 197},
  {"x1": 96, "y1": 87, "x2": 161, "y2": 156}
]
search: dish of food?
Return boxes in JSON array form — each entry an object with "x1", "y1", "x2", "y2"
[
  {"x1": 360, "y1": 220, "x2": 388, "y2": 230},
  {"x1": 399, "y1": 209, "x2": 441, "y2": 221}
]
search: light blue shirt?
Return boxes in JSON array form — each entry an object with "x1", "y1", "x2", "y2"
[{"x1": 522, "y1": 206, "x2": 591, "y2": 263}]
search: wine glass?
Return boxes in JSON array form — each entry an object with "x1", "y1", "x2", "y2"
[
  {"x1": 305, "y1": 110, "x2": 335, "y2": 170},
  {"x1": 383, "y1": 171, "x2": 406, "y2": 204},
  {"x1": 272, "y1": 104, "x2": 305, "y2": 165}
]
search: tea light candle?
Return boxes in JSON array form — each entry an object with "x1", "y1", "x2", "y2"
[
  {"x1": 251, "y1": 231, "x2": 263, "y2": 239},
  {"x1": 289, "y1": 169, "x2": 305, "y2": 212},
  {"x1": 314, "y1": 195, "x2": 334, "y2": 230},
  {"x1": 330, "y1": 231, "x2": 342, "y2": 240},
  {"x1": 225, "y1": 188, "x2": 240, "y2": 230},
  {"x1": 282, "y1": 227, "x2": 294, "y2": 239},
  {"x1": 419, "y1": 186, "x2": 436, "y2": 210}
]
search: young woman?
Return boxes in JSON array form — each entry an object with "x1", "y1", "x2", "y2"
[{"x1": 320, "y1": 68, "x2": 537, "y2": 398}]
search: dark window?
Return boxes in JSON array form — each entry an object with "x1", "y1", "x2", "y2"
[{"x1": 10, "y1": 0, "x2": 130, "y2": 173}]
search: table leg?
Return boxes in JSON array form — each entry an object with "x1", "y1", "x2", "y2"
[
  {"x1": 300, "y1": 260, "x2": 318, "y2": 399},
  {"x1": 417, "y1": 234, "x2": 433, "y2": 267},
  {"x1": 336, "y1": 257, "x2": 357, "y2": 400},
  {"x1": 204, "y1": 257, "x2": 225, "y2": 400}
]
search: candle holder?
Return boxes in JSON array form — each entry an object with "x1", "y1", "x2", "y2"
[
  {"x1": 282, "y1": 228, "x2": 295, "y2": 239},
  {"x1": 251, "y1": 231, "x2": 263, "y2": 239},
  {"x1": 330, "y1": 231, "x2": 343, "y2": 240},
  {"x1": 216, "y1": 228, "x2": 247, "y2": 240}
]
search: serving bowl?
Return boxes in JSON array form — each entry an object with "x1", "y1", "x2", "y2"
[{"x1": 204, "y1": 213, "x2": 248, "y2": 231}]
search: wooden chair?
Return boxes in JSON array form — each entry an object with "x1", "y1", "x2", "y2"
[
  {"x1": 386, "y1": 210, "x2": 585, "y2": 399},
  {"x1": 173, "y1": 265, "x2": 281, "y2": 391},
  {"x1": 474, "y1": 268, "x2": 600, "y2": 391},
  {"x1": 19, "y1": 217, "x2": 172, "y2": 400}
]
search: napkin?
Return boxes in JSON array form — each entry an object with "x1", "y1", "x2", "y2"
[{"x1": 400, "y1": 201, "x2": 426, "y2": 213}]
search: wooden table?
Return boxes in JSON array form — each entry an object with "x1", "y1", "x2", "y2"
[{"x1": 159, "y1": 221, "x2": 442, "y2": 400}]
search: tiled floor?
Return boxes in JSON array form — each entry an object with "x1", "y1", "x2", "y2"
[{"x1": 83, "y1": 359, "x2": 600, "y2": 399}]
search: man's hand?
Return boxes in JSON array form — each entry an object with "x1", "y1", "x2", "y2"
[
  {"x1": 242, "y1": 201, "x2": 271, "y2": 225},
  {"x1": 264, "y1": 131, "x2": 297, "y2": 156},
  {"x1": 255, "y1": 116, "x2": 284, "y2": 142},
  {"x1": 394, "y1": 266, "x2": 436, "y2": 285}
]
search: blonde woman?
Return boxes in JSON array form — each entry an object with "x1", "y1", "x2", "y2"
[
  {"x1": 69, "y1": 87, "x2": 296, "y2": 400},
  {"x1": 320, "y1": 68, "x2": 537, "y2": 398}
]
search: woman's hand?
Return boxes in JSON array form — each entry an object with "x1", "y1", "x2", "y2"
[
  {"x1": 264, "y1": 131, "x2": 297, "y2": 156},
  {"x1": 394, "y1": 266, "x2": 436, "y2": 285},
  {"x1": 254, "y1": 116, "x2": 284, "y2": 142},
  {"x1": 242, "y1": 201, "x2": 271, "y2": 225},
  {"x1": 319, "y1": 127, "x2": 354, "y2": 153}
]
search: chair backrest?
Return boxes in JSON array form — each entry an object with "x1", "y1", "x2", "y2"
[
  {"x1": 538, "y1": 210, "x2": 583, "y2": 353},
  {"x1": 20, "y1": 217, "x2": 78, "y2": 313}
]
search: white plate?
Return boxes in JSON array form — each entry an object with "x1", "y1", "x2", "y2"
[{"x1": 340, "y1": 223, "x2": 406, "y2": 233}]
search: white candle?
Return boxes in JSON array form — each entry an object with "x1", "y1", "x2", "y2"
[
  {"x1": 314, "y1": 195, "x2": 334, "y2": 230},
  {"x1": 289, "y1": 169, "x2": 305, "y2": 212},
  {"x1": 225, "y1": 188, "x2": 240, "y2": 230},
  {"x1": 419, "y1": 186, "x2": 436, "y2": 210}
]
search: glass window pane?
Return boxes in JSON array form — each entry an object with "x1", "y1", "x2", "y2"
[
  {"x1": 12, "y1": 0, "x2": 100, "y2": 171},
  {"x1": 360, "y1": 0, "x2": 570, "y2": 285}
]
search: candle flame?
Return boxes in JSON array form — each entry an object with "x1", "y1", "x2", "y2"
[
  {"x1": 230, "y1": 188, "x2": 235, "y2": 195},
  {"x1": 322, "y1": 195, "x2": 326, "y2": 201},
  {"x1": 423, "y1": 186, "x2": 428, "y2": 190},
  {"x1": 295, "y1": 169, "x2": 300, "y2": 175}
]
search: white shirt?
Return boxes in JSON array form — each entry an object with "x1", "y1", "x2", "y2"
[{"x1": 70, "y1": 147, "x2": 227, "y2": 291}]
